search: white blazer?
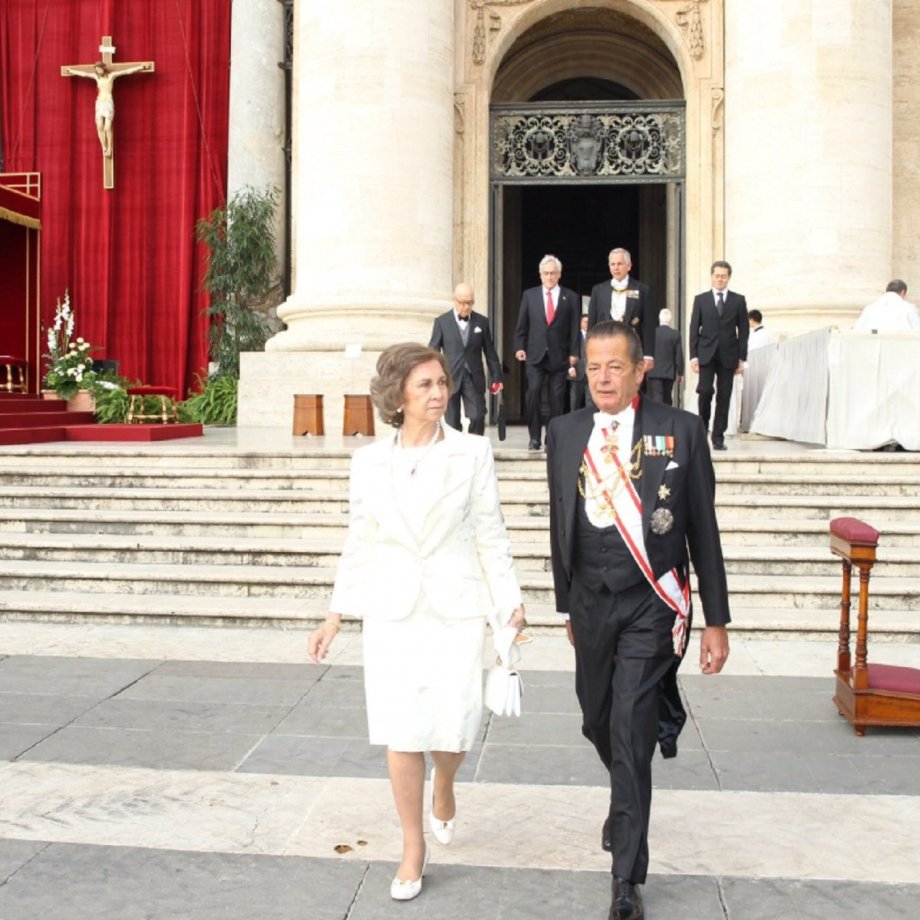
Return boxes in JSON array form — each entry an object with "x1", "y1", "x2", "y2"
[{"x1": 329, "y1": 425, "x2": 522, "y2": 623}]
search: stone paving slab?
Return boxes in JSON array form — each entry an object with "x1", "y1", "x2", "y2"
[
  {"x1": 1, "y1": 841, "x2": 918, "y2": 919},
  {"x1": 0, "y1": 842, "x2": 367, "y2": 920}
]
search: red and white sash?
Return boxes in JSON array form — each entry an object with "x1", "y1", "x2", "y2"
[{"x1": 582, "y1": 424, "x2": 690, "y2": 656}]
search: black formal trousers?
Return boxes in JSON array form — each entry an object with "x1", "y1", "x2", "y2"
[
  {"x1": 445, "y1": 369, "x2": 486, "y2": 435},
  {"x1": 697, "y1": 360, "x2": 735, "y2": 442},
  {"x1": 525, "y1": 360, "x2": 567, "y2": 444},
  {"x1": 569, "y1": 577, "x2": 675, "y2": 885},
  {"x1": 647, "y1": 377, "x2": 674, "y2": 406}
]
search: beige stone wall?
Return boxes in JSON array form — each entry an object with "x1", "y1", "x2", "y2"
[{"x1": 893, "y1": 1, "x2": 920, "y2": 291}]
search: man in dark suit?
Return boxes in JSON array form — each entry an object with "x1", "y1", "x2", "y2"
[
  {"x1": 568, "y1": 314, "x2": 589, "y2": 412},
  {"x1": 513, "y1": 254, "x2": 581, "y2": 450},
  {"x1": 647, "y1": 308, "x2": 684, "y2": 406},
  {"x1": 546, "y1": 321, "x2": 730, "y2": 920},
  {"x1": 429, "y1": 282, "x2": 502, "y2": 435},
  {"x1": 689, "y1": 260, "x2": 749, "y2": 450},
  {"x1": 587, "y1": 248, "x2": 657, "y2": 367}
]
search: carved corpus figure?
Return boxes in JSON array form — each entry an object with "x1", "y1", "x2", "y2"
[{"x1": 61, "y1": 60, "x2": 152, "y2": 158}]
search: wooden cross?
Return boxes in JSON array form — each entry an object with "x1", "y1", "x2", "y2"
[{"x1": 61, "y1": 36, "x2": 154, "y2": 190}]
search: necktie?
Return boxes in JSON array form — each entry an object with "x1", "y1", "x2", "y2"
[
  {"x1": 716, "y1": 292, "x2": 724, "y2": 316},
  {"x1": 546, "y1": 289, "x2": 555, "y2": 325}
]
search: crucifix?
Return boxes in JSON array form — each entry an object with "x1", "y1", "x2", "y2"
[{"x1": 61, "y1": 36, "x2": 155, "y2": 190}]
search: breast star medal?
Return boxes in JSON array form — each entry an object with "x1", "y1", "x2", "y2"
[
  {"x1": 650, "y1": 507, "x2": 674, "y2": 535},
  {"x1": 658, "y1": 484, "x2": 671, "y2": 501}
]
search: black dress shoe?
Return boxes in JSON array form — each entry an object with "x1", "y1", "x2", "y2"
[
  {"x1": 659, "y1": 737, "x2": 678, "y2": 759},
  {"x1": 712, "y1": 439, "x2": 727, "y2": 451},
  {"x1": 601, "y1": 817, "x2": 612, "y2": 852},
  {"x1": 528, "y1": 440, "x2": 542, "y2": 451},
  {"x1": 610, "y1": 877, "x2": 644, "y2": 920}
]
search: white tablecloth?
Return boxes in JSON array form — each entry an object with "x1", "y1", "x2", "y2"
[
  {"x1": 750, "y1": 328, "x2": 830, "y2": 445},
  {"x1": 825, "y1": 332, "x2": 920, "y2": 449}
]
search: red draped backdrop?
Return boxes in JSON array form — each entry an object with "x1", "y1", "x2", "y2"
[{"x1": 0, "y1": 0, "x2": 230, "y2": 396}]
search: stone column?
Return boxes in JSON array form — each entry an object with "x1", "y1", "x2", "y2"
[
  {"x1": 725, "y1": 1, "x2": 892, "y2": 335},
  {"x1": 239, "y1": 0, "x2": 455, "y2": 430},
  {"x1": 226, "y1": 0, "x2": 287, "y2": 330}
]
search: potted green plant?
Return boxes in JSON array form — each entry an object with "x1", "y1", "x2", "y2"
[{"x1": 195, "y1": 184, "x2": 280, "y2": 380}]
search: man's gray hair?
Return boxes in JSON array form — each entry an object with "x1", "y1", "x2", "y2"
[
  {"x1": 659, "y1": 308, "x2": 672, "y2": 325},
  {"x1": 609, "y1": 247, "x2": 632, "y2": 263},
  {"x1": 539, "y1": 254, "x2": 562, "y2": 273}
]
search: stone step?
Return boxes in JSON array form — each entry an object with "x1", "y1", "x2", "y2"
[
  {"x1": 3, "y1": 485, "x2": 920, "y2": 523},
  {"x1": 0, "y1": 532, "x2": 549, "y2": 571},
  {"x1": 0, "y1": 559, "x2": 914, "y2": 613},
  {"x1": 3, "y1": 505, "x2": 918, "y2": 550},
  {"x1": 716, "y1": 520, "x2": 920, "y2": 548},
  {"x1": 0, "y1": 532, "x2": 916, "y2": 578},
  {"x1": 0, "y1": 444, "x2": 917, "y2": 477},
  {"x1": 0, "y1": 508, "x2": 552, "y2": 542},
  {"x1": 714, "y1": 494, "x2": 920, "y2": 523},
  {"x1": 0, "y1": 588, "x2": 917, "y2": 639},
  {"x1": 713, "y1": 474, "x2": 920, "y2": 497}
]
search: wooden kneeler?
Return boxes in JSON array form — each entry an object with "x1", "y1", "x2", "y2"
[{"x1": 830, "y1": 516, "x2": 920, "y2": 735}]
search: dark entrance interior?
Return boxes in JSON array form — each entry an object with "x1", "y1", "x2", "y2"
[{"x1": 495, "y1": 182, "x2": 668, "y2": 422}]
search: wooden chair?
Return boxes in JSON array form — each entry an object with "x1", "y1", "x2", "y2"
[
  {"x1": 126, "y1": 385, "x2": 178, "y2": 423},
  {"x1": 830, "y1": 516, "x2": 920, "y2": 735},
  {"x1": 0, "y1": 356, "x2": 28, "y2": 393}
]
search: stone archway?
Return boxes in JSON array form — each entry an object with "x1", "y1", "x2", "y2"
[{"x1": 454, "y1": 0, "x2": 724, "y2": 330}]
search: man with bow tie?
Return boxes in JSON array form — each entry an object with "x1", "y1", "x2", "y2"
[
  {"x1": 689, "y1": 261, "x2": 749, "y2": 450},
  {"x1": 545, "y1": 320, "x2": 731, "y2": 920},
  {"x1": 587, "y1": 248, "x2": 657, "y2": 369},
  {"x1": 429, "y1": 282, "x2": 503, "y2": 436},
  {"x1": 513, "y1": 254, "x2": 581, "y2": 450}
]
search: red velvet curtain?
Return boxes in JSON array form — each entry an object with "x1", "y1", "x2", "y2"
[{"x1": 1, "y1": 0, "x2": 229, "y2": 396}]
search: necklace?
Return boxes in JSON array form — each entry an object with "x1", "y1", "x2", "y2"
[{"x1": 395, "y1": 421, "x2": 442, "y2": 477}]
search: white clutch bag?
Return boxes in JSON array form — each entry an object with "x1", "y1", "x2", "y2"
[{"x1": 485, "y1": 622, "x2": 523, "y2": 717}]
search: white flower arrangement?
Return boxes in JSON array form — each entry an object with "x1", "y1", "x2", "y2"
[{"x1": 42, "y1": 291, "x2": 97, "y2": 399}]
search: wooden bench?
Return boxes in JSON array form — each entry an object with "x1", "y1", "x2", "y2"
[{"x1": 830, "y1": 516, "x2": 920, "y2": 735}]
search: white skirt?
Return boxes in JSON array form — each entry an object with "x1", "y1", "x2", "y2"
[{"x1": 362, "y1": 597, "x2": 486, "y2": 752}]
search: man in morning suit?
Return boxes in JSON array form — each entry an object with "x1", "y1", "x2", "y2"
[
  {"x1": 513, "y1": 254, "x2": 581, "y2": 450},
  {"x1": 429, "y1": 282, "x2": 503, "y2": 435},
  {"x1": 689, "y1": 260, "x2": 749, "y2": 450},
  {"x1": 587, "y1": 248, "x2": 657, "y2": 368},
  {"x1": 546, "y1": 321, "x2": 730, "y2": 920},
  {"x1": 646, "y1": 308, "x2": 684, "y2": 406}
]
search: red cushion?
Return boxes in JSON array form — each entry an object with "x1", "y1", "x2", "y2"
[
  {"x1": 867, "y1": 663, "x2": 920, "y2": 695},
  {"x1": 0, "y1": 356, "x2": 27, "y2": 364},
  {"x1": 127, "y1": 386, "x2": 177, "y2": 398},
  {"x1": 830, "y1": 516, "x2": 879, "y2": 546}
]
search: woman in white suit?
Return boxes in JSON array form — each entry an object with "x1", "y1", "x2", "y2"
[{"x1": 308, "y1": 343, "x2": 525, "y2": 901}]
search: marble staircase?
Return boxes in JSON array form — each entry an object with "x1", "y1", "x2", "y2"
[{"x1": 0, "y1": 444, "x2": 917, "y2": 638}]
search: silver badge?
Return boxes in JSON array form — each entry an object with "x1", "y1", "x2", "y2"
[{"x1": 650, "y1": 507, "x2": 674, "y2": 535}]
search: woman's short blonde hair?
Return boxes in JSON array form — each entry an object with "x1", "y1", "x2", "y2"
[{"x1": 370, "y1": 343, "x2": 452, "y2": 428}]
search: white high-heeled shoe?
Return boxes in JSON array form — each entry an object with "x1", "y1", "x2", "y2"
[
  {"x1": 390, "y1": 848, "x2": 428, "y2": 901},
  {"x1": 428, "y1": 766, "x2": 455, "y2": 846}
]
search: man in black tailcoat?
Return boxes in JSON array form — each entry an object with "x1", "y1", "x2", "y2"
[
  {"x1": 546, "y1": 320, "x2": 731, "y2": 920},
  {"x1": 429, "y1": 282, "x2": 502, "y2": 435}
]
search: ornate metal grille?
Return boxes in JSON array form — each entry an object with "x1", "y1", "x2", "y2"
[{"x1": 490, "y1": 103, "x2": 685, "y2": 183}]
